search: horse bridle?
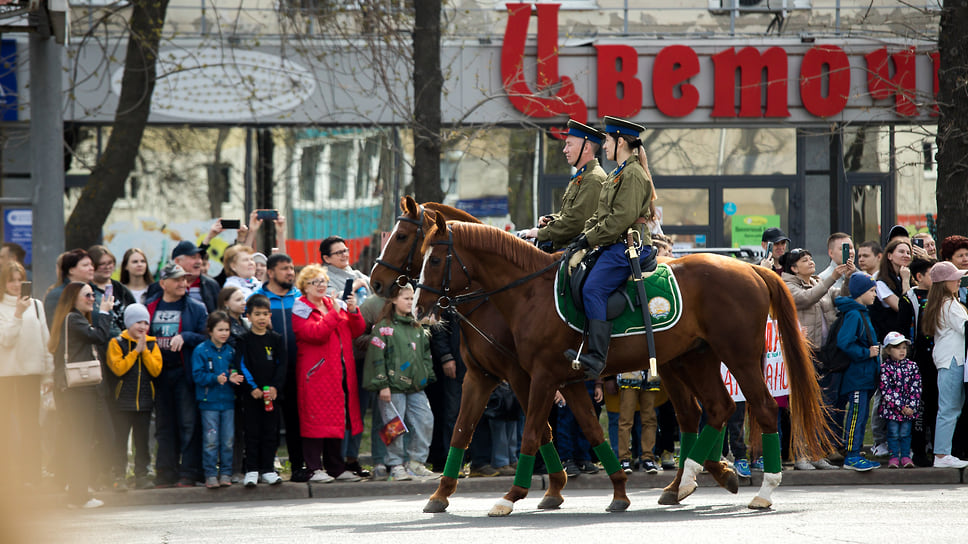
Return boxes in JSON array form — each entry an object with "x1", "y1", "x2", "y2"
[
  {"x1": 413, "y1": 225, "x2": 475, "y2": 311},
  {"x1": 373, "y1": 204, "x2": 426, "y2": 289}
]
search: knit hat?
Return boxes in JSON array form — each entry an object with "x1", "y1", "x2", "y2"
[
  {"x1": 848, "y1": 272, "x2": 876, "y2": 299},
  {"x1": 882, "y1": 331, "x2": 911, "y2": 348},
  {"x1": 124, "y1": 304, "x2": 150, "y2": 329}
]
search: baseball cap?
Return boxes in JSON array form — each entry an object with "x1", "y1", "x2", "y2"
[
  {"x1": 761, "y1": 227, "x2": 790, "y2": 244},
  {"x1": 252, "y1": 252, "x2": 268, "y2": 265},
  {"x1": 159, "y1": 263, "x2": 187, "y2": 280},
  {"x1": 171, "y1": 240, "x2": 203, "y2": 260},
  {"x1": 886, "y1": 225, "x2": 909, "y2": 243},
  {"x1": 929, "y1": 261, "x2": 968, "y2": 283},
  {"x1": 882, "y1": 331, "x2": 911, "y2": 348}
]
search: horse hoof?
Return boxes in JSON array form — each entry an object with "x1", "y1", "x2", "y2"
[
  {"x1": 748, "y1": 496, "x2": 772, "y2": 510},
  {"x1": 488, "y1": 503, "x2": 514, "y2": 517},
  {"x1": 724, "y1": 470, "x2": 740, "y2": 494},
  {"x1": 677, "y1": 480, "x2": 697, "y2": 501},
  {"x1": 537, "y1": 496, "x2": 564, "y2": 510},
  {"x1": 657, "y1": 490, "x2": 680, "y2": 505},
  {"x1": 423, "y1": 498, "x2": 449, "y2": 513},
  {"x1": 606, "y1": 499, "x2": 630, "y2": 512}
]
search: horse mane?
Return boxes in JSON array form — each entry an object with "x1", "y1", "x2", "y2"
[
  {"x1": 445, "y1": 222, "x2": 555, "y2": 272},
  {"x1": 423, "y1": 202, "x2": 481, "y2": 224}
]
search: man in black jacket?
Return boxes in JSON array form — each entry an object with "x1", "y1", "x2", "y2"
[{"x1": 144, "y1": 241, "x2": 220, "y2": 313}]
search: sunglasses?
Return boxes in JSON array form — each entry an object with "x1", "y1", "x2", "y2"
[{"x1": 82, "y1": 292, "x2": 96, "y2": 299}]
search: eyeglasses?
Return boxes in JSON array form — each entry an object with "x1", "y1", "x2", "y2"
[
  {"x1": 307, "y1": 279, "x2": 327, "y2": 287},
  {"x1": 330, "y1": 249, "x2": 350, "y2": 256}
]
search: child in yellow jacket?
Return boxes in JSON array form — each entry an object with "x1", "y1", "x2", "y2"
[{"x1": 106, "y1": 304, "x2": 162, "y2": 489}]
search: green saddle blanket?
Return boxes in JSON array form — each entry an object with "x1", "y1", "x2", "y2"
[{"x1": 554, "y1": 261, "x2": 682, "y2": 337}]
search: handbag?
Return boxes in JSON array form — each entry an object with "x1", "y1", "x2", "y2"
[{"x1": 63, "y1": 317, "x2": 103, "y2": 388}]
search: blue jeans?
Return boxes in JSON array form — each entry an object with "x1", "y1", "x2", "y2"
[
  {"x1": 556, "y1": 381, "x2": 600, "y2": 462},
  {"x1": 201, "y1": 409, "x2": 234, "y2": 477},
  {"x1": 380, "y1": 391, "x2": 434, "y2": 466},
  {"x1": 155, "y1": 367, "x2": 201, "y2": 483},
  {"x1": 840, "y1": 389, "x2": 872, "y2": 457},
  {"x1": 886, "y1": 420, "x2": 913, "y2": 459},
  {"x1": 489, "y1": 417, "x2": 518, "y2": 468},
  {"x1": 582, "y1": 243, "x2": 652, "y2": 321},
  {"x1": 934, "y1": 362, "x2": 965, "y2": 456}
]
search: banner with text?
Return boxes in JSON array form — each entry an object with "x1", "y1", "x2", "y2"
[{"x1": 721, "y1": 316, "x2": 789, "y2": 401}]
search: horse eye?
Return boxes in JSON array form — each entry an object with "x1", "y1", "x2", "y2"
[
  {"x1": 396, "y1": 232, "x2": 407, "y2": 241},
  {"x1": 430, "y1": 257, "x2": 441, "y2": 266}
]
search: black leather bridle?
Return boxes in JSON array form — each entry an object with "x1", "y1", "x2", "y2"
[{"x1": 373, "y1": 204, "x2": 426, "y2": 289}]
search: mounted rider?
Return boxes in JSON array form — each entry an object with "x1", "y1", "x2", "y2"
[
  {"x1": 564, "y1": 116, "x2": 657, "y2": 380},
  {"x1": 527, "y1": 120, "x2": 608, "y2": 252}
]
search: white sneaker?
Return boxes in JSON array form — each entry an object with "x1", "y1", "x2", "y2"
[
  {"x1": 793, "y1": 458, "x2": 816, "y2": 470},
  {"x1": 243, "y1": 471, "x2": 259, "y2": 487},
  {"x1": 871, "y1": 443, "x2": 890, "y2": 457},
  {"x1": 75, "y1": 498, "x2": 103, "y2": 509},
  {"x1": 811, "y1": 458, "x2": 840, "y2": 470},
  {"x1": 260, "y1": 472, "x2": 282, "y2": 485},
  {"x1": 371, "y1": 464, "x2": 388, "y2": 481},
  {"x1": 408, "y1": 461, "x2": 440, "y2": 479},
  {"x1": 933, "y1": 455, "x2": 968, "y2": 469},
  {"x1": 334, "y1": 470, "x2": 362, "y2": 482},
  {"x1": 309, "y1": 469, "x2": 334, "y2": 483},
  {"x1": 389, "y1": 464, "x2": 411, "y2": 481}
]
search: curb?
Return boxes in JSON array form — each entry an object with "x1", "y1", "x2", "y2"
[{"x1": 97, "y1": 466, "x2": 965, "y2": 507}]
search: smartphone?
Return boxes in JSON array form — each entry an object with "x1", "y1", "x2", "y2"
[
  {"x1": 913, "y1": 237, "x2": 925, "y2": 249},
  {"x1": 20, "y1": 281, "x2": 31, "y2": 298},
  {"x1": 104, "y1": 283, "x2": 113, "y2": 299},
  {"x1": 220, "y1": 219, "x2": 241, "y2": 229},
  {"x1": 765, "y1": 241, "x2": 774, "y2": 259},
  {"x1": 256, "y1": 209, "x2": 278, "y2": 221},
  {"x1": 842, "y1": 242, "x2": 850, "y2": 265},
  {"x1": 342, "y1": 278, "x2": 354, "y2": 300}
]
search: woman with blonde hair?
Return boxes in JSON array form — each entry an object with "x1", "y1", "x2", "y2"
[
  {"x1": 291, "y1": 264, "x2": 366, "y2": 483},
  {"x1": 222, "y1": 245, "x2": 261, "y2": 298}
]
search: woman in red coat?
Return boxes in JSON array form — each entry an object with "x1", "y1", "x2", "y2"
[{"x1": 291, "y1": 264, "x2": 366, "y2": 483}]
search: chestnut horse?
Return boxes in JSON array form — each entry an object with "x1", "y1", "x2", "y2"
[
  {"x1": 371, "y1": 197, "x2": 745, "y2": 514},
  {"x1": 413, "y1": 215, "x2": 831, "y2": 514}
]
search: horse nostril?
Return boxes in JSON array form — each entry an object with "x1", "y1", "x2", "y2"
[{"x1": 372, "y1": 281, "x2": 383, "y2": 295}]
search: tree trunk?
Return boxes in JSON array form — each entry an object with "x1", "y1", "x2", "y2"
[
  {"x1": 65, "y1": 0, "x2": 170, "y2": 249},
  {"x1": 935, "y1": 1, "x2": 968, "y2": 240},
  {"x1": 412, "y1": 0, "x2": 442, "y2": 203},
  {"x1": 256, "y1": 129, "x2": 275, "y2": 252}
]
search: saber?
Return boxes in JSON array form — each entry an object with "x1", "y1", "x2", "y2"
[{"x1": 626, "y1": 231, "x2": 658, "y2": 379}]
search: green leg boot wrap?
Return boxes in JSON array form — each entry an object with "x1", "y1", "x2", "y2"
[
  {"x1": 443, "y1": 446, "x2": 465, "y2": 480},
  {"x1": 539, "y1": 442, "x2": 564, "y2": 474},
  {"x1": 593, "y1": 442, "x2": 622, "y2": 475},
  {"x1": 705, "y1": 428, "x2": 726, "y2": 462},
  {"x1": 762, "y1": 433, "x2": 782, "y2": 474},
  {"x1": 514, "y1": 454, "x2": 536, "y2": 489},
  {"x1": 679, "y1": 432, "x2": 698, "y2": 469},
  {"x1": 687, "y1": 425, "x2": 722, "y2": 466}
]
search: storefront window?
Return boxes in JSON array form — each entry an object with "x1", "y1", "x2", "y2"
[
  {"x1": 842, "y1": 125, "x2": 891, "y2": 173},
  {"x1": 658, "y1": 188, "x2": 709, "y2": 228},
  {"x1": 722, "y1": 187, "x2": 789, "y2": 248},
  {"x1": 850, "y1": 184, "x2": 882, "y2": 244},
  {"x1": 645, "y1": 128, "x2": 796, "y2": 176}
]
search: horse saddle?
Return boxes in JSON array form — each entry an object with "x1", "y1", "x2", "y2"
[{"x1": 563, "y1": 246, "x2": 658, "y2": 320}]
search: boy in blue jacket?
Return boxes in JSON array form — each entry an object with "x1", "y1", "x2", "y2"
[
  {"x1": 192, "y1": 311, "x2": 245, "y2": 488},
  {"x1": 834, "y1": 272, "x2": 882, "y2": 472}
]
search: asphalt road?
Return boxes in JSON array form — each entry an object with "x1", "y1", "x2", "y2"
[{"x1": 21, "y1": 484, "x2": 968, "y2": 544}]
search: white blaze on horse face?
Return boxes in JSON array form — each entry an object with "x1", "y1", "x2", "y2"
[
  {"x1": 413, "y1": 247, "x2": 435, "y2": 316},
  {"x1": 376, "y1": 221, "x2": 401, "y2": 263}
]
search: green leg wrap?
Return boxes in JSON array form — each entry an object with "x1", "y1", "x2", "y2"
[
  {"x1": 762, "y1": 433, "x2": 782, "y2": 474},
  {"x1": 514, "y1": 454, "x2": 536, "y2": 489},
  {"x1": 705, "y1": 428, "x2": 726, "y2": 462},
  {"x1": 593, "y1": 442, "x2": 622, "y2": 475},
  {"x1": 679, "y1": 432, "x2": 698, "y2": 469},
  {"x1": 443, "y1": 446, "x2": 465, "y2": 480},
  {"x1": 539, "y1": 442, "x2": 564, "y2": 474},
  {"x1": 687, "y1": 425, "x2": 722, "y2": 465}
]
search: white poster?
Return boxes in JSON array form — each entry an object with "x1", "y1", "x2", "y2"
[{"x1": 721, "y1": 316, "x2": 790, "y2": 401}]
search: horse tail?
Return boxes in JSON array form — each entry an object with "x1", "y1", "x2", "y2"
[{"x1": 752, "y1": 266, "x2": 834, "y2": 460}]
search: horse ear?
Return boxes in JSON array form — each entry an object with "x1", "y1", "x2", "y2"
[
  {"x1": 434, "y1": 209, "x2": 447, "y2": 233},
  {"x1": 402, "y1": 195, "x2": 416, "y2": 214}
]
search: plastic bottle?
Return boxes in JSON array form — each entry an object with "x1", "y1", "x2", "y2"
[{"x1": 263, "y1": 386, "x2": 273, "y2": 412}]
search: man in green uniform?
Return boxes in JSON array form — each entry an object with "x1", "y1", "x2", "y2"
[
  {"x1": 565, "y1": 116, "x2": 657, "y2": 379},
  {"x1": 525, "y1": 120, "x2": 608, "y2": 252}
]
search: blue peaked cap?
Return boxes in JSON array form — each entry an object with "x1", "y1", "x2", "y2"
[
  {"x1": 602, "y1": 115, "x2": 645, "y2": 138},
  {"x1": 566, "y1": 120, "x2": 605, "y2": 145}
]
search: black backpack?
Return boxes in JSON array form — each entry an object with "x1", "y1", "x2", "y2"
[{"x1": 818, "y1": 311, "x2": 874, "y2": 374}]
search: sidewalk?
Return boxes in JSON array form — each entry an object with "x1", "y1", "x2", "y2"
[{"x1": 90, "y1": 466, "x2": 966, "y2": 507}]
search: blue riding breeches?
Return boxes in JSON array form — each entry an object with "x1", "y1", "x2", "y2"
[{"x1": 581, "y1": 242, "x2": 652, "y2": 321}]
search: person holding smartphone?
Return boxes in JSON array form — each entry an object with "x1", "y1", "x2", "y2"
[
  {"x1": 759, "y1": 227, "x2": 790, "y2": 275},
  {"x1": 0, "y1": 261, "x2": 54, "y2": 487},
  {"x1": 817, "y1": 232, "x2": 856, "y2": 293}
]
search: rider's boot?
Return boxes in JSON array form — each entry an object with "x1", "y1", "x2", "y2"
[{"x1": 563, "y1": 319, "x2": 612, "y2": 380}]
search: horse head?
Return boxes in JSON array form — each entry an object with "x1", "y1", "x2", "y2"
[{"x1": 413, "y1": 211, "x2": 474, "y2": 320}]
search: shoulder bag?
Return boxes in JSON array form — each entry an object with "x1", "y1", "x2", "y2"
[{"x1": 63, "y1": 317, "x2": 103, "y2": 388}]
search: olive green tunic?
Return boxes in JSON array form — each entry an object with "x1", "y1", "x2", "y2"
[
  {"x1": 582, "y1": 154, "x2": 654, "y2": 247},
  {"x1": 537, "y1": 159, "x2": 607, "y2": 250}
]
